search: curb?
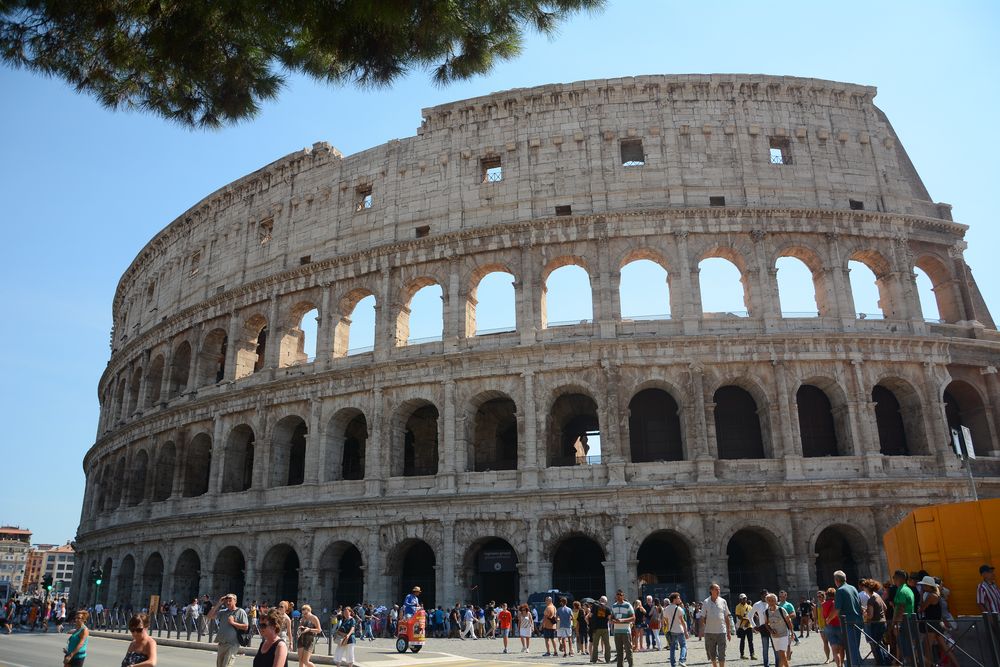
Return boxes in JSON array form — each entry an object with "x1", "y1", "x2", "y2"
[{"x1": 90, "y1": 631, "x2": 340, "y2": 664}]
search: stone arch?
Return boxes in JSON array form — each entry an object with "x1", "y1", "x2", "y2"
[
  {"x1": 278, "y1": 299, "x2": 320, "y2": 367},
  {"x1": 317, "y1": 540, "x2": 365, "y2": 609},
  {"x1": 197, "y1": 327, "x2": 228, "y2": 386},
  {"x1": 212, "y1": 546, "x2": 246, "y2": 603},
  {"x1": 469, "y1": 391, "x2": 518, "y2": 472},
  {"x1": 392, "y1": 399, "x2": 440, "y2": 477},
  {"x1": 397, "y1": 277, "x2": 444, "y2": 346},
  {"x1": 173, "y1": 548, "x2": 202, "y2": 602},
  {"x1": 182, "y1": 432, "x2": 212, "y2": 497},
  {"x1": 145, "y1": 355, "x2": 165, "y2": 406},
  {"x1": 466, "y1": 263, "x2": 517, "y2": 336},
  {"x1": 541, "y1": 255, "x2": 593, "y2": 328},
  {"x1": 113, "y1": 376, "x2": 128, "y2": 422},
  {"x1": 628, "y1": 386, "x2": 684, "y2": 462},
  {"x1": 168, "y1": 340, "x2": 192, "y2": 397},
  {"x1": 547, "y1": 387, "x2": 601, "y2": 467},
  {"x1": 872, "y1": 377, "x2": 926, "y2": 455},
  {"x1": 914, "y1": 254, "x2": 962, "y2": 323},
  {"x1": 126, "y1": 449, "x2": 150, "y2": 506},
  {"x1": 796, "y1": 382, "x2": 842, "y2": 457},
  {"x1": 550, "y1": 533, "x2": 606, "y2": 600},
  {"x1": 713, "y1": 379, "x2": 768, "y2": 459},
  {"x1": 325, "y1": 408, "x2": 368, "y2": 482},
  {"x1": 234, "y1": 313, "x2": 268, "y2": 379},
  {"x1": 848, "y1": 249, "x2": 894, "y2": 319},
  {"x1": 698, "y1": 246, "x2": 751, "y2": 317},
  {"x1": 725, "y1": 526, "x2": 784, "y2": 596},
  {"x1": 635, "y1": 530, "x2": 695, "y2": 600},
  {"x1": 944, "y1": 379, "x2": 992, "y2": 455},
  {"x1": 386, "y1": 538, "x2": 436, "y2": 608},
  {"x1": 127, "y1": 365, "x2": 143, "y2": 416},
  {"x1": 141, "y1": 552, "x2": 164, "y2": 601},
  {"x1": 774, "y1": 244, "x2": 828, "y2": 317},
  {"x1": 620, "y1": 254, "x2": 672, "y2": 320},
  {"x1": 260, "y1": 543, "x2": 300, "y2": 604},
  {"x1": 95, "y1": 462, "x2": 111, "y2": 513},
  {"x1": 813, "y1": 524, "x2": 868, "y2": 590},
  {"x1": 270, "y1": 415, "x2": 307, "y2": 487},
  {"x1": 462, "y1": 537, "x2": 520, "y2": 606},
  {"x1": 110, "y1": 455, "x2": 127, "y2": 509},
  {"x1": 117, "y1": 554, "x2": 136, "y2": 605},
  {"x1": 333, "y1": 287, "x2": 377, "y2": 357},
  {"x1": 152, "y1": 441, "x2": 176, "y2": 501},
  {"x1": 99, "y1": 556, "x2": 113, "y2": 604},
  {"x1": 222, "y1": 424, "x2": 255, "y2": 493}
]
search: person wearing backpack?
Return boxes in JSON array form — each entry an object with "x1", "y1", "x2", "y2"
[{"x1": 763, "y1": 594, "x2": 794, "y2": 667}]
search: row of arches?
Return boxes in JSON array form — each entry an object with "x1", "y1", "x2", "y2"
[
  {"x1": 89, "y1": 375, "x2": 993, "y2": 514},
  {"x1": 102, "y1": 242, "x2": 973, "y2": 430},
  {"x1": 93, "y1": 524, "x2": 868, "y2": 609}
]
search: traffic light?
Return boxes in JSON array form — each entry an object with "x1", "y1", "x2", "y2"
[
  {"x1": 43, "y1": 574, "x2": 53, "y2": 591},
  {"x1": 95, "y1": 567, "x2": 103, "y2": 587}
]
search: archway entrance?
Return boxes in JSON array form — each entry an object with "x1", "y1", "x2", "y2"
[
  {"x1": 727, "y1": 529, "x2": 779, "y2": 597},
  {"x1": 394, "y1": 540, "x2": 436, "y2": 609},
  {"x1": 261, "y1": 544, "x2": 299, "y2": 604},
  {"x1": 212, "y1": 547, "x2": 246, "y2": 604},
  {"x1": 815, "y1": 527, "x2": 862, "y2": 590},
  {"x1": 117, "y1": 555, "x2": 136, "y2": 606},
  {"x1": 465, "y1": 538, "x2": 519, "y2": 606},
  {"x1": 552, "y1": 535, "x2": 605, "y2": 599},
  {"x1": 173, "y1": 549, "x2": 201, "y2": 602},
  {"x1": 636, "y1": 531, "x2": 694, "y2": 601},
  {"x1": 142, "y1": 553, "x2": 164, "y2": 602},
  {"x1": 318, "y1": 542, "x2": 364, "y2": 609}
]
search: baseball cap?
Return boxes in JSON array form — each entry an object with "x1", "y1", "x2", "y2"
[{"x1": 980, "y1": 564, "x2": 995, "y2": 574}]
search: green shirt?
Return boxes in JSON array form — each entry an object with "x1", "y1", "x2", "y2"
[
  {"x1": 893, "y1": 585, "x2": 915, "y2": 615},
  {"x1": 780, "y1": 601, "x2": 795, "y2": 618}
]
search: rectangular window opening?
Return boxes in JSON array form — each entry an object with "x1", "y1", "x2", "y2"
[
  {"x1": 849, "y1": 199, "x2": 865, "y2": 210},
  {"x1": 769, "y1": 137, "x2": 792, "y2": 165},
  {"x1": 620, "y1": 139, "x2": 645, "y2": 167},
  {"x1": 299, "y1": 255, "x2": 312, "y2": 265},
  {"x1": 355, "y1": 185, "x2": 373, "y2": 211},
  {"x1": 709, "y1": 196, "x2": 726, "y2": 207},
  {"x1": 481, "y1": 156, "x2": 502, "y2": 183},
  {"x1": 415, "y1": 225, "x2": 430, "y2": 238},
  {"x1": 555, "y1": 205, "x2": 572, "y2": 216}
]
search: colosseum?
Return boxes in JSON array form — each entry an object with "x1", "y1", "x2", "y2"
[{"x1": 74, "y1": 74, "x2": 1000, "y2": 611}]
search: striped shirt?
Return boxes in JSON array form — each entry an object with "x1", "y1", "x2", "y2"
[{"x1": 978, "y1": 580, "x2": 1000, "y2": 613}]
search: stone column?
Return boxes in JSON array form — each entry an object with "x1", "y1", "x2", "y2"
[
  {"x1": 243, "y1": 558, "x2": 259, "y2": 608},
  {"x1": 135, "y1": 350, "x2": 151, "y2": 414},
  {"x1": 365, "y1": 529, "x2": 384, "y2": 604},
  {"x1": 443, "y1": 263, "x2": 461, "y2": 352},
  {"x1": 304, "y1": 399, "x2": 323, "y2": 484},
  {"x1": 923, "y1": 362, "x2": 952, "y2": 461},
  {"x1": 374, "y1": 266, "x2": 394, "y2": 362},
  {"x1": 773, "y1": 361, "x2": 801, "y2": 479},
  {"x1": 365, "y1": 388, "x2": 385, "y2": 496},
  {"x1": 980, "y1": 366, "x2": 1000, "y2": 456},
  {"x1": 688, "y1": 363, "x2": 711, "y2": 463},
  {"x1": 750, "y1": 229, "x2": 780, "y2": 330},
  {"x1": 949, "y1": 241, "x2": 979, "y2": 323},
  {"x1": 674, "y1": 231, "x2": 700, "y2": 335},
  {"x1": 170, "y1": 432, "x2": 187, "y2": 498},
  {"x1": 612, "y1": 520, "x2": 628, "y2": 594},
  {"x1": 518, "y1": 246, "x2": 539, "y2": 346},
  {"x1": 440, "y1": 520, "x2": 457, "y2": 605},
  {"x1": 222, "y1": 313, "x2": 241, "y2": 382},
  {"x1": 211, "y1": 416, "x2": 227, "y2": 494},
  {"x1": 314, "y1": 284, "x2": 334, "y2": 369},
  {"x1": 264, "y1": 298, "x2": 282, "y2": 369},
  {"x1": 520, "y1": 371, "x2": 540, "y2": 489},
  {"x1": 525, "y1": 519, "x2": 541, "y2": 594},
  {"x1": 439, "y1": 380, "x2": 457, "y2": 491}
]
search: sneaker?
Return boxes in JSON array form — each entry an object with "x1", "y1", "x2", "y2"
[{"x1": 543, "y1": 652, "x2": 551, "y2": 657}]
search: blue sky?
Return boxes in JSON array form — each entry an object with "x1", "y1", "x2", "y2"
[{"x1": 1, "y1": 0, "x2": 997, "y2": 545}]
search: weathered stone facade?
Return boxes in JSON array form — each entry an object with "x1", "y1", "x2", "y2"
[{"x1": 74, "y1": 75, "x2": 1000, "y2": 611}]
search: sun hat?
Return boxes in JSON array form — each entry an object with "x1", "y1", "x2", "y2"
[{"x1": 919, "y1": 575, "x2": 939, "y2": 588}]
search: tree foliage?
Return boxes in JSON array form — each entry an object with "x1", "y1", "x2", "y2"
[{"x1": 1, "y1": 0, "x2": 603, "y2": 128}]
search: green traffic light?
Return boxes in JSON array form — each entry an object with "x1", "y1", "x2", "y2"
[{"x1": 95, "y1": 579, "x2": 102, "y2": 586}]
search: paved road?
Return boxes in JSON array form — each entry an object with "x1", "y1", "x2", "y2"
[{"x1": 0, "y1": 630, "x2": 836, "y2": 666}]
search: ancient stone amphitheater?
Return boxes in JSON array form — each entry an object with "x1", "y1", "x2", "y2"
[{"x1": 74, "y1": 75, "x2": 1000, "y2": 611}]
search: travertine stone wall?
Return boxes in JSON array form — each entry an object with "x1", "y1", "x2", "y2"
[{"x1": 74, "y1": 75, "x2": 1000, "y2": 610}]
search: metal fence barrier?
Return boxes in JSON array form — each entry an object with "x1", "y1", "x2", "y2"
[{"x1": 838, "y1": 613, "x2": 1000, "y2": 667}]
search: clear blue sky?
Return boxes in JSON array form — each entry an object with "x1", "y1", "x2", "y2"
[{"x1": 1, "y1": 1, "x2": 997, "y2": 545}]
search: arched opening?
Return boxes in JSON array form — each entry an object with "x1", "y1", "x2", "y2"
[
  {"x1": 620, "y1": 258, "x2": 670, "y2": 320},
  {"x1": 334, "y1": 291, "x2": 376, "y2": 357},
  {"x1": 915, "y1": 256, "x2": 962, "y2": 323},
  {"x1": 848, "y1": 258, "x2": 885, "y2": 319},
  {"x1": 146, "y1": 355, "x2": 165, "y2": 406},
  {"x1": 110, "y1": 456, "x2": 127, "y2": 509},
  {"x1": 469, "y1": 270, "x2": 517, "y2": 335},
  {"x1": 797, "y1": 385, "x2": 840, "y2": 457},
  {"x1": 727, "y1": 529, "x2": 780, "y2": 596},
  {"x1": 127, "y1": 366, "x2": 142, "y2": 416},
  {"x1": 270, "y1": 416, "x2": 307, "y2": 487},
  {"x1": 261, "y1": 544, "x2": 300, "y2": 604},
  {"x1": 714, "y1": 386, "x2": 765, "y2": 459},
  {"x1": 212, "y1": 547, "x2": 246, "y2": 603},
  {"x1": 96, "y1": 464, "x2": 111, "y2": 513},
  {"x1": 636, "y1": 531, "x2": 694, "y2": 601},
  {"x1": 551, "y1": 535, "x2": 606, "y2": 600},
  {"x1": 198, "y1": 328, "x2": 228, "y2": 385},
  {"x1": 471, "y1": 396, "x2": 518, "y2": 471},
  {"x1": 944, "y1": 380, "x2": 992, "y2": 454},
  {"x1": 548, "y1": 392, "x2": 600, "y2": 467},
  {"x1": 117, "y1": 555, "x2": 135, "y2": 606},
  {"x1": 279, "y1": 303, "x2": 318, "y2": 367},
  {"x1": 126, "y1": 450, "x2": 149, "y2": 506},
  {"x1": 342, "y1": 414, "x2": 367, "y2": 481},
  {"x1": 464, "y1": 538, "x2": 519, "y2": 606},
  {"x1": 182, "y1": 433, "x2": 212, "y2": 497},
  {"x1": 234, "y1": 315, "x2": 268, "y2": 379},
  {"x1": 872, "y1": 385, "x2": 910, "y2": 455},
  {"x1": 318, "y1": 542, "x2": 364, "y2": 609},
  {"x1": 699, "y1": 256, "x2": 748, "y2": 317},
  {"x1": 222, "y1": 425, "x2": 255, "y2": 493},
  {"x1": 628, "y1": 388, "x2": 683, "y2": 462},
  {"x1": 99, "y1": 557, "x2": 113, "y2": 604},
  {"x1": 914, "y1": 267, "x2": 941, "y2": 322},
  {"x1": 814, "y1": 526, "x2": 863, "y2": 590},
  {"x1": 398, "y1": 402, "x2": 439, "y2": 477},
  {"x1": 142, "y1": 553, "x2": 164, "y2": 602},
  {"x1": 152, "y1": 441, "x2": 176, "y2": 501},
  {"x1": 392, "y1": 540, "x2": 436, "y2": 609},
  {"x1": 399, "y1": 282, "x2": 443, "y2": 345},
  {"x1": 169, "y1": 341, "x2": 192, "y2": 397},
  {"x1": 113, "y1": 377, "x2": 127, "y2": 422},
  {"x1": 173, "y1": 549, "x2": 201, "y2": 602},
  {"x1": 776, "y1": 256, "x2": 820, "y2": 317},
  {"x1": 542, "y1": 263, "x2": 593, "y2": 328}
]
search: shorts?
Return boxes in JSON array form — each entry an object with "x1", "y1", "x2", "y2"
[
  {"x1": 825, "y1": 626, "x2": 842, "y2": 645},
  {"x1": 557, "y1": 628, "x2": 572, "y2": 638},
  {"x1": 501, "y1": 627, "x2": 510, "y2": 637},
  {"x1": 298, "y1": 632, "x2": 315, "y2": 651},
  {"x1": 334, "y1": 643, "x2": 356, "y2": 664},
  {"x1": 542, "y1": 628, "x2": 555, "y2": 639},
  {"x1": 704, "y1": 633, "x2": 727, "y2": 662},
  {"x1": 771, "y1": 634, "x2": 790, "y2": 652}
]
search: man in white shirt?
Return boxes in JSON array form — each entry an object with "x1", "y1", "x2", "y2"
[
  {"x1": 699, "y1": 584, "x2": 732, "y2": 667},
  {"x1": 663, "y1": 592, "x2": 689, "y2": 667},
  {"x1": 746, "y1": 590, "x2": 776, "y2": 667}
]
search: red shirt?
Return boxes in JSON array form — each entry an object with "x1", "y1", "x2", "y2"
[
  {"x1": 822, "y1": 599, "x2": 840, "y2": 627},
  {"x1": 498, "y1": 609, "x2": 512, "y2": 629}
]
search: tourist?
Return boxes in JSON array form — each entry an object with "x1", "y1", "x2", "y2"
[
  {"x1": 861, "y1": 579, "x2": 889, "y2": 665},
  {"x1": 647, "y1": 597, "x2": 662, "y2": 651},
  {"x1": 557, "y1": 596, "x2": 574, "y2": 656},
  {"x1": 120, "y1": 613, "x2": 157, "y2": 666},
  {"x1": 798, "y1": 596, "x2": 814, "y2": 638},
  {"x1": 274, "y1": 601, "x2": 292, "y2": 644},
  {"x1": 297, "y1": 604, "x2": 321, "y2": 667},
  {"x1": 632, "y1": 598, "x2": 646, "y2": 651},
  {"x1": 63, "y1": 610, "x2": 90, "y2": 666},
  {"x1": 208, "y1": 593, "x2": 249, "y2": 667},
  {"x1": 887, "y1": 570, "x2": 914, "y2": 663},
  {"x1": 821, "y1": 586, "x2": 844, "y2": 667},
  {"x1": 815, "y1": 590, "x2": 831, "y2": 664},
  {"x1": 918, "y1": 576, "x2": 956, "y2": 667},
  {"x1": 254, "y1": 609, "x2": 289, "y2": 667},
  {"x1": 777, "y1": 590, "x2": 797, "y2": 648},
  {"x1": 460, "y1": 604, "x2": 476, "y2": 639},
  {"x1": 56, "y1": 597, "x2": 68, "y2": 633},
  {"x1": 497, "y1": 602, "x2": 512, "y2": 653},
  {"x1": 333, "y1": 606, "x2": 357, "y2": 667},
  {"x1": 748, "y1": 590, "x2": 775, "y2": 667},
  {"x1": 699, "y1": 583, "x2": 732, "y2": 667},
  {"x1": 539, "y1": 596, "x2": 557, "y2": 655},
  {"x1": 518, "y1": 603, "x2": 533, "y2": 652},
  {"x1": 663, "y1": 591, "x2": 689, "y2": 667},
  {"x1": 589, "y1": 595, "x2": 612, "y2": 664},
  {"x1": 977, "y1": 563, "x2": 1000, "y2": 613},
  {"x1": 611, "y1": 589, "x2": 635, "y2": 667},
  {"x1": 763, "y1": 594, "x2": 793, "y2": 667},
  {"x1": 832, "y1": 570, "x2": 863, "y2": 666},
  {"x1": 574, "y1": 600, "x2": 590, "y2": 655},
  {"x1": 734, "y1": 593, "x2": 756, "y2": 660}
]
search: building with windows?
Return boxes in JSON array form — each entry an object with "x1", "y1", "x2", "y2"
[
  {"x1": 43, "y1": 544, "x2": 76, "y2": 597},
  {"x1": 0, "y1": 527, "x2": 32, "y2": 599},
  {"x1": 74, "y1": 75, "x2": 1000, "y2": 611},
  {"x1": 22, "y1": 544, "x2": 55, "y2": 593}
]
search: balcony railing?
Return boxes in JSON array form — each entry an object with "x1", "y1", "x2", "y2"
[{"x1": 549, "y1": 454, "x2": 603, "y2": 467}]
